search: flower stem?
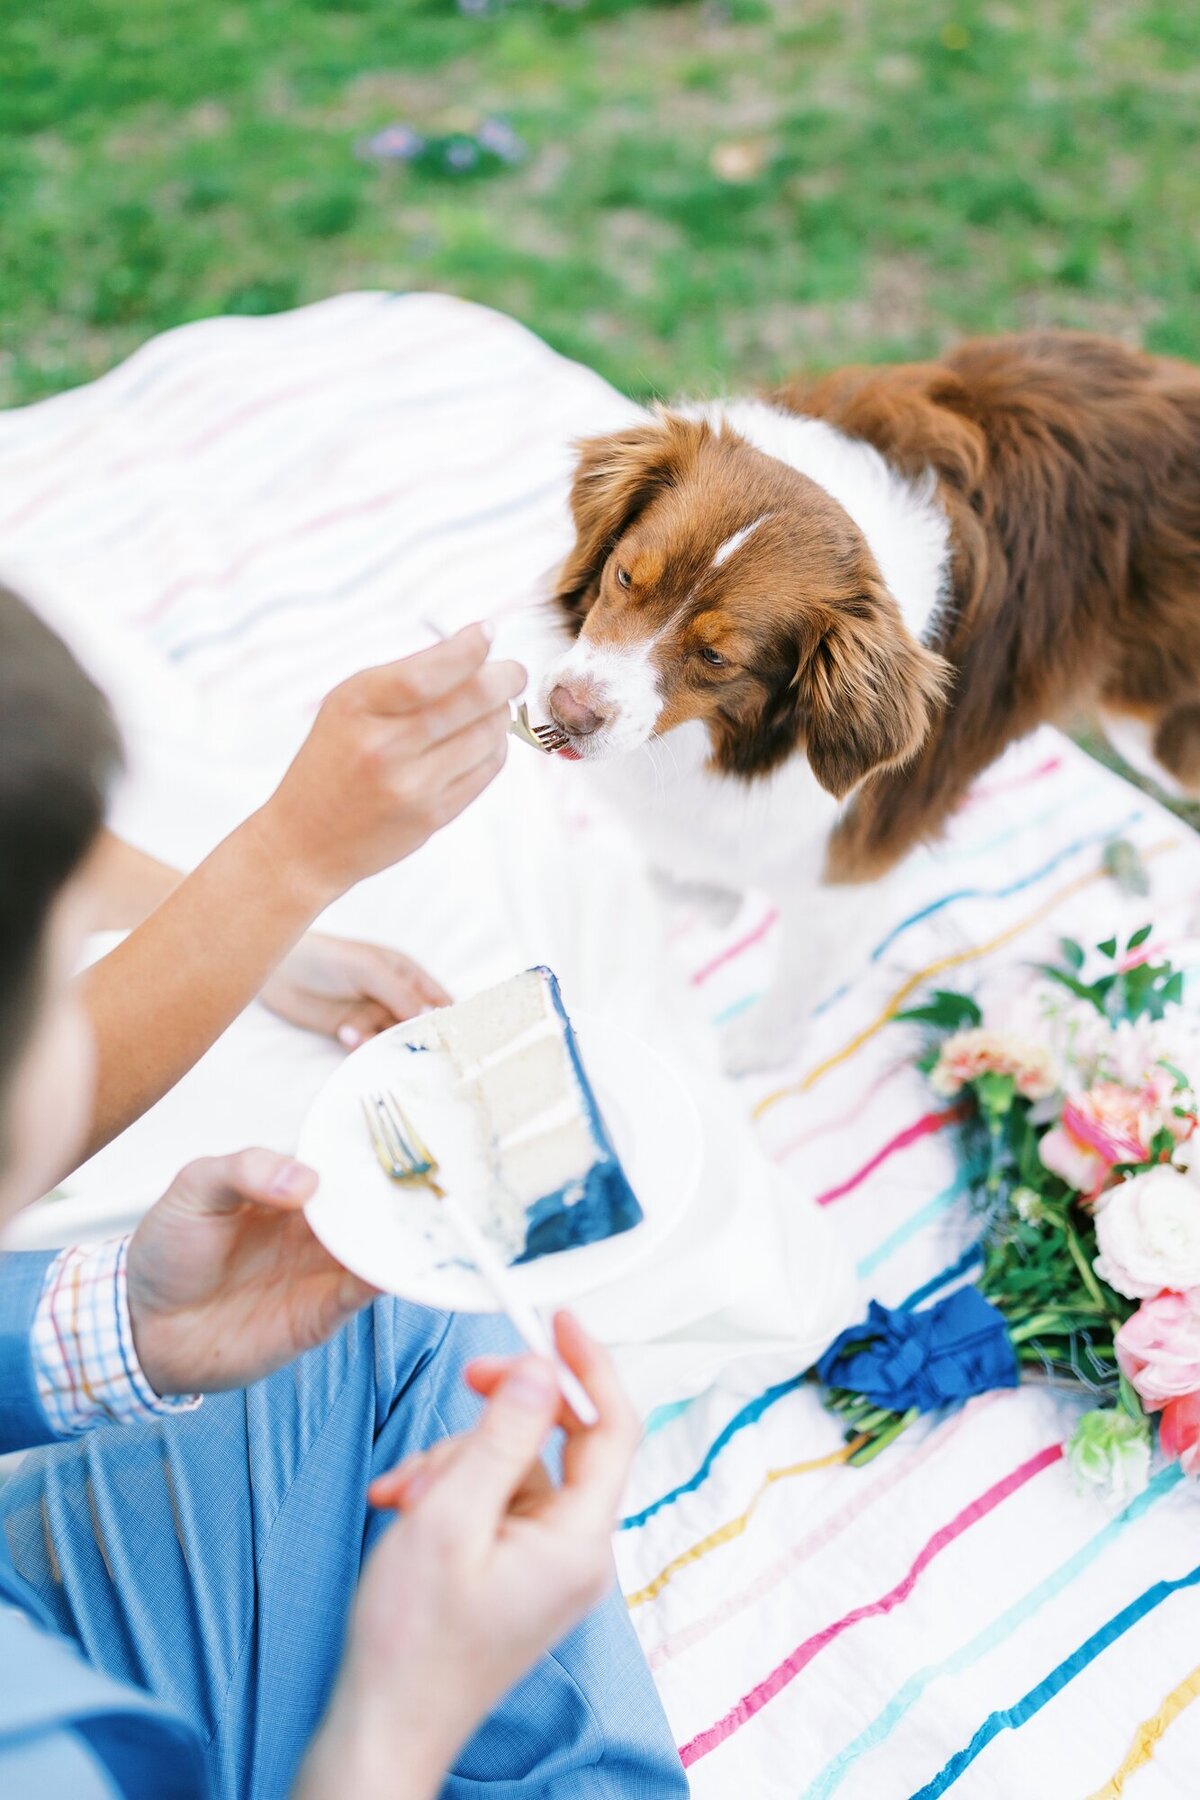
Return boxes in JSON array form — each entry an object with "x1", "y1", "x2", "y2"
[
  {"x1": 848, "y1": 1408, "x2": 919, "y2": 1467},
  {"x1": 1062, "y1": 1214, "x2": 1113, "y2": 1318}
]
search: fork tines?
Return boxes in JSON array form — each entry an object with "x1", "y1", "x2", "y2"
[
  {"x1": 362, "y1": 1090, "x2": 433, "y2": 1181},
  {"x1": 509, "y1": 702, "x2": 569, "y2": 754}
]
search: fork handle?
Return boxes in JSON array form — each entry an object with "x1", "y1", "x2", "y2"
[{"x1": 439, "y1": 1192, "x2": 600, "y2": 1426}]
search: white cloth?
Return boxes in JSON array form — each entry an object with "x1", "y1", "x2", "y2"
[{"x1": 4, "y1": 293, "x2": 1200, "y2": 1798}]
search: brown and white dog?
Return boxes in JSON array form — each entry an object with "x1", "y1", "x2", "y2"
[{"x1": 540, "y1": 332, "x2": 1200, "y2": 1072}]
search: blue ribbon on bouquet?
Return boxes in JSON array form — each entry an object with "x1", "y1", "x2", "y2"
[{"x1": 816, "y1": 1285, "x2": 1018, "y2": 1413}]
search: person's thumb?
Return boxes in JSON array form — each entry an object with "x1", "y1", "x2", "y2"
[
  {"x1": 162, "y1": 1149, "x2": 319, "y2": 1218},
  {"x1": 433, "y1": 1358, "x2": 559, "y2": 1538}
]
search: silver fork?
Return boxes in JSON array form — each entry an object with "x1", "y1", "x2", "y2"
[
  {"x1": 362, "y1": 1089, "x2": 598, "y2": 1425},
  {"x1": 419, "y1": 617, "x2": 567, "y2": 754},
  {"x1": 510, "y1": 700, "x2": 569, "y2": 755}
]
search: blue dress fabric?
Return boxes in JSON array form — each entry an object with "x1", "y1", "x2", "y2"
[{"x1": 0, "y1": 1251, "x2": 685, "y2": 1799}]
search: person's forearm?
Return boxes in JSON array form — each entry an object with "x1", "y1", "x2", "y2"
[
  {"x1": 76, "y1": 809, "x2": 330, "y2": 1169},
  {"x1": 90, "y1": 830, "x2": 183, "y2": 930}
]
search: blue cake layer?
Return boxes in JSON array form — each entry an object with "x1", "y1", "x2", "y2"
[{"x1": 513, "y1": 968, "x2": 643, "y2": 1263}]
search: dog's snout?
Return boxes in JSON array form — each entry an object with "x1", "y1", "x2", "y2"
[{"x1": 548, "y1": 681, "x2": 607, "y2": 738}]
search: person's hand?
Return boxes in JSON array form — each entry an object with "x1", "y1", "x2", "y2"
[
  {"x1": 259, "y1": 931, "x2": 451, "y2": 1048},
  {"x1": 127, "y1": 1149, "x2": 377, "y2": 1398},
  {"x1": 256, "y1": 624, "x2": 525, "y2": 910},
  {"x1": 298, "y1": 1314, "x2": 637, "y2": 1800}
]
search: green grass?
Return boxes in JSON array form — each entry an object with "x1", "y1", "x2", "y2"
[{"x1": 2, "y1": 0, "x2": 1199, "y2": 408}]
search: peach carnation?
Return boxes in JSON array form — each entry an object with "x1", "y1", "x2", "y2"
[{"x1": 929, "y1": 1029, "x2": 1057, "y2": 1102}]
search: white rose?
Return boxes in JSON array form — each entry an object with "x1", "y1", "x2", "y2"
[{"x1": 1093, "y1": 1165, "x2": 1200, "y2": 1300}]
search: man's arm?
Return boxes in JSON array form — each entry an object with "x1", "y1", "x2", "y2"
[{"x1": 75, "y1": 626, "x2": 522, "y2": 1171}]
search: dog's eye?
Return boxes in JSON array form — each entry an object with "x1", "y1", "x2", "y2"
[
  {"x1": 616, "y1": 566, "x2": 632, "y2": 590},
  {"x1": 700, "y1": 646, "x2": 725, "y2": 667}
]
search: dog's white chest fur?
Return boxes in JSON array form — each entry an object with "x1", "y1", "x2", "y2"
[{"x1": 582, "y1": 720, "x2": 841, "y2": 888}]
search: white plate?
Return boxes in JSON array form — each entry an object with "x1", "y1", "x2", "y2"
[{"x1": 300, "y1": 1010, "x2": 703, "y2": 1311}]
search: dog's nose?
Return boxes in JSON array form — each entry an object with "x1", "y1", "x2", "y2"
[{"x1": 548, "y1": 681, "x2": 607, "y2": 737}]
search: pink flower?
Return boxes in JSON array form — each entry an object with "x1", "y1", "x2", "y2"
[
  {"x1": 1038, "y1": 1077, "x2": 1192, "y2": 1197},
  {"x1": 929, "y1": 1029, "x2": 1057, "y2": 1102},
  {"x1": 1039, "y1": 1123, "x2": 1109, "y2": 1195},
  {"x1": 1116, "y1": 1290, "x2": 1200, "y2": 1407},
  {"x1": 1159, "y1": 1390, "x2": 1200, "y2": 1477},
  {"x1": 1095, "y1": 1166, "x2": 1200, "y2": 1298}
]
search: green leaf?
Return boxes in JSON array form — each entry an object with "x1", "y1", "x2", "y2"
[
  {"x1": 1149, "y1": 1126, "x2": 1177, "y2": 1160},
  {"x1": 1059, "y1": 937, "x2": 1086, "y2": 971},
  {"x1": 1033, "y1": 964, "x2": 1105, "y2": 1012},
  {"x1": 1119, "y1": 1373, "x2": 1147, "y2": 1421},
  {"x1": 1164, "y1": 971, "x2": 1184, "y2": 1006},
  {"x1": 1127, "y1": 924, "x2": 1153, "y2": 950},
  {"x1": 894, "y1": 989, "x2": 982, "y2": 1030},
  {"x1": 1097, "y1": 936, "x2": 1118, "y2": 960}
]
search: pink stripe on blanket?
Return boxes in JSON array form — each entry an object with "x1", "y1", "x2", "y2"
[
  {"x1": 961, "y1": 754, "x2": 1063, "y2": 808},
  {"x1": 0, "y1": 315, "x2": 483, "y2": 534},
  {"x1": 776, "y1": 1063, "x2": 909, "y2": 1159},
  {"x1": 647, "y1": 1394, "x2": 997, "y2": 1672},
  {"x1": 678, "y1": 1440, "x2": 1063, "y2": 1767},
  {"x1": 691, "y1": 907, "x2": 778, "y2": 986},
  {"x1": 135, "y1": 417, "x2": 556, "y2": 626},
  {"x1": 812, "y1": 1104, "x2": 968, "y2": 1206}
]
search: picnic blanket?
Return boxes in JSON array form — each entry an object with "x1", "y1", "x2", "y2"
[{"x1": 2, "y1": 292, "x2": 1199, "y2": 1799}]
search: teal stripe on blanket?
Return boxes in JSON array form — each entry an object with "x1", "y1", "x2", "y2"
[
  {"x1": 800, "y1": 1464, "x2": 1183, "y2": 1800},
  {"x1": 855, "y1": 1168, "x2": 981, "y2": 1282},
  {"x1": 619, "y1": 1373, "x2": 806, "y2": 1531},
  {"x1": 910, "y1": 1543, "x2": 1200, "y2": 1798},
  {"x1": 631, "y1": 1240, "x2": 984, "y2": 1498},
  {"x1": 711, "y1": 808, "x2": 1141, "y2": 1028}
]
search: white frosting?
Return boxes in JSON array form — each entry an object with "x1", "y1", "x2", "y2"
[{"x1": 396, "y1": 970, "x2": 599, "y2": 1263}]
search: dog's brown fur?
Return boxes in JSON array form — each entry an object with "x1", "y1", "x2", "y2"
[{"x1": 553, "y1": 332, "x2": 1200, "y2": 882}]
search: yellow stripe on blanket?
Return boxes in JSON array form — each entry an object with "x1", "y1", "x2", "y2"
[
  {"x1": 754, "y1": 838, "x2": 1181, "y2": 1120},
  {"x1": 624, "y1": 1437, "x2": 867, "y2": 1610},
  {"x1": 1087, "y1": 1662, "x2": 1200, "y2": 1798}
]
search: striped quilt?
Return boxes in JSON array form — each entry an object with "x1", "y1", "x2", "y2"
[{"x1": 2, "y1": 293, "x2": 1199, "y2": 1800}]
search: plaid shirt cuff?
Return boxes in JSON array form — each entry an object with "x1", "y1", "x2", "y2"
[{"x1": 31, "y1": 1235, "x2": 202, "y2": 1436}]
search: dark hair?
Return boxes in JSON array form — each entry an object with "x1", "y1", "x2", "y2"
[{"x1": 0, "y1": 585, "x2": 122, "y2": 1136}]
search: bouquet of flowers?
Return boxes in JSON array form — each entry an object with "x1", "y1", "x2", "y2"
[{"x1": 816, "y1": 925, "x2": 1200, "y2": 1500}]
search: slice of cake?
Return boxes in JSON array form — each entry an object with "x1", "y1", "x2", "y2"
[{"x1": 398, "y1": 967, "x2": 643, "y2": 1264}]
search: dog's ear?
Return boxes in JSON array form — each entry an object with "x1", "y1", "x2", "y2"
[
  {"x1": 795, "y1": 585, "x2": 951, "y2": 799},
  {"x1": 554, "y1": 414, "x2": 706, "y2": 623}
]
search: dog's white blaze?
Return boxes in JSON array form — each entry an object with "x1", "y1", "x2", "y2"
[
  {"x1": 545, "y1": 632, "x2": 664, "y2": 754},
  {"x1": 711, "y1": 514, "x2": 769, "y2": 569}
]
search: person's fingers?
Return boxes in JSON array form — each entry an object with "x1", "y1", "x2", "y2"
[
  {"x1": 335, "y1": 1000, "x2": 399, "y2": 1050},
  {"x1": 163, "y1": 1148, "x2": 319, "y2": 1218},
  {"x1": 544, "y1": 1313, "x2": 639, "y2": 1533},
  {"x1": 432, "y1": 731, "x2": 510, "y2": 827},
  {"x1": 352, "y1": 624, "x2": 494, "y2": 714},
  {"x1": 413, "y1": 962, "x2": 453, "y2": 1008},
  {"x1": 425, "y1": 1358, "x2": 559, "y2": 1544},
  {"x1": 464, "y1": 1354, "x2": 578, "y2": 1428},
  {"x1": 415, "y1": 661, "x2": 527, "y2": 749},
  {"x1": 368, "y1": 1439, "x2": 458, "y2": 1510},
  {"x1": 346, "y1": 946, "x2": 447, "y2": 1026},
  {"x1": 419, "y1": 704, "x2": 510, "y2": 787}
]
